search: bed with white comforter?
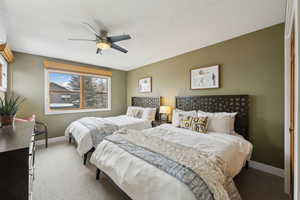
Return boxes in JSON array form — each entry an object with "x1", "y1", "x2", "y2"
[
  {"x1": 90, "y1": 124, "x2": 252, "y2": 200},
  {"x1": 65, "y1": 115, "x2": 152, "y2": 156}
]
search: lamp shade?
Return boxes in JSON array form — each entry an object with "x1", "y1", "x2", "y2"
[{"x1": 159, "y1": 106, "x2": 171, "y2": 114}]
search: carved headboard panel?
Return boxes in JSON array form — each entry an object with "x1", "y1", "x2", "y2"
[
  {"x1": 131, "y1": 97, "x2": 161, "y2": 120},
  {"x1": 175, "y1": 95, "x2": 249, "y2": 139}
]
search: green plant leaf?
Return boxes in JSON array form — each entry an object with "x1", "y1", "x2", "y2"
[{"x1": 0, "y1": 95, "x2": 25, "y2": 116}]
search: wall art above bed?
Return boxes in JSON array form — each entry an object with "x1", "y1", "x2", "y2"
[
  {"x1": 138, "y1": 77, "x2": 152, "y2": 93},
  {"x1": 190, "y1": 65, "x2": 220, "y2": 89}
]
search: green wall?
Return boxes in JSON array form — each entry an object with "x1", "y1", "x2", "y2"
[
  {"x1": 127, "y1": 24, "x2": 285, "y2": 168},
  {"x1": 8, "y1": 52, "x2": 127, "y2": 138}
]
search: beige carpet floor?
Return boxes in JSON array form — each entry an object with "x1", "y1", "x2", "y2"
[{"x1": 33, "y1": 141, "x2": 289, "y2": 200}]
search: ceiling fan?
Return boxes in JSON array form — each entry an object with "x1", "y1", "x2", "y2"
[{"x1": 69, "y1": 22, "x2": 131, "y2": 55}]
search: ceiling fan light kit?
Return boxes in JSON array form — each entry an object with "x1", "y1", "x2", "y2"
[
  {"x1": 96, "y1": 41, "x2": 111, "y2": 49},
  {"x1": 69, "y1": 22, "x2": 131, "y2": 55}
]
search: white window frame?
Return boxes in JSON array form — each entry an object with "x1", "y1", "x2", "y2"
[
  {"x1": 44, "y1": 69, "x2": 111, "y2": 115},
  {"x1": 0, "y1": 55, "x2": 7, "y2": 92}
]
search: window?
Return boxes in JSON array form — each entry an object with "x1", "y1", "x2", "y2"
[
  {"x1": 0, "y1": 55, "x2": 7, "y2": 92},
  {"x1": 45, "y1": 69, "x2": 111, "y2": 114}
]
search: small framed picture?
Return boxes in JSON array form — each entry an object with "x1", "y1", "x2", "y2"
[
  {"x1": 190, "y1": 65, "x2": 220, "y2": 90},
  {"x1": 138, "y1": 77, "x2": 152, "y2": 93}
]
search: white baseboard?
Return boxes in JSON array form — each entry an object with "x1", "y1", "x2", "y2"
[
  {"x1": 249, "y1": 160, "x2": 284, "y2": 178},
  {"x1": 35, "y1": 136, "x2": 67, "y2": 146}
]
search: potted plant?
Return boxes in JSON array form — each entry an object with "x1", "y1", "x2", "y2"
[{"x1": 0, "y1": 95, "x2": 25, "y2": 126}]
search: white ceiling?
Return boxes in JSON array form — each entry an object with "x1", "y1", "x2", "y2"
[{"x1": 1, "y1": 0, "x2": 285, "y2": 71}]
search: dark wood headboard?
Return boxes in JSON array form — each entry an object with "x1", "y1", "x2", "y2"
[
  {"x1": 131, "y1": 97, "x2": 161, "y2": 120},
  {"x1": 175, "y1": 95, "x2": 249, "y2": 139}
]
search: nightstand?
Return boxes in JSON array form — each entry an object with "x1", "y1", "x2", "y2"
[{"x1": 152, "y1": 120, "x2": 171, "y2": 127}]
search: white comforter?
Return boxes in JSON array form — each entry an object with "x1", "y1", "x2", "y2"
[
  {"x1": 90, "y1": 124, "x2": 252, "y2": 200},
  {"x1": 158, "y1": 124, "x2": 252, "y2": 177},
  {"x1": 65, "y1": 115, "x2": 152, "y2": 155}
]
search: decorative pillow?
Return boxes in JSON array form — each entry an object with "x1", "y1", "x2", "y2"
[
  {"x1": 197, "y1": 111, "x2": 237, "y2": 134},
  {"x1": 135, "y1": 109, "x2": 143, "y2": 118},
  {"x1": 179, "y1": 116, "x2": 193, "y2": 129},
  {"x1": 172, "y1": 109, "x2": 197, "y2": 127},
  {"x1": 127, "y1": 106, "x2": 139, "y2": 115},
  {"x1": 191, "y1": 116, "x2": 208, "y2": 133},
  {"x1": 136, "y1": 110, "x2": 142, "y2": 118},
  {"x1": 126, "y1": 106, "x2": 142, "y2": 118},
  {"x1": 141, "y1": 108, "x2": 157, "y2": 121},
  {"x1": 128, "y1": 109, "x2": 140, "y2": 118}
]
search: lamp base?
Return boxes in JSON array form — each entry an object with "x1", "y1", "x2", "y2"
[{"x1": 160, "y1": 114, "x2": 168, "y2": 121}]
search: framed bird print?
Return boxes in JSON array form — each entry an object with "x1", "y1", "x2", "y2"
[
  {"x1": 138, "y1": 77, "x2": 152, "y2": 93},
  {"x1": 190, "y1": 65, "x2": 220, "y2": 89}
]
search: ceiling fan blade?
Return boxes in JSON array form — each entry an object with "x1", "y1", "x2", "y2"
[
  {"x1": 111, "y1": 43, "x2": 128, "y2": 53},
  {"x1": 68, "y1": 38, "x2": 97, "y2": 42},
  {"x1": 108, "y1": 35, "x2": 131, "y2": 43},
  {"x1": 82, "y1": 22, "x2": 101, "y2": 37}
]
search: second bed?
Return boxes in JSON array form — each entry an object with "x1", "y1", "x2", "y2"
[{"x1": 65, "y1": 96, "x2": 161, "y2": 164}]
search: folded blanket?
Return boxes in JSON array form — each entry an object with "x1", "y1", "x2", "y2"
[
  {"x1": 65, "y1": 117, "x2": 119, "y2": 155},
  {"x1": 77, "y1": 117, "x2": 119, "y2": 146}
]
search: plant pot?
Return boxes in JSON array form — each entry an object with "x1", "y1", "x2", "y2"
[{"x1": 1, "y1": 115, "x2": 14, "y2": 127}]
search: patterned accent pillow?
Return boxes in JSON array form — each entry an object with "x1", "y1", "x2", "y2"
[
  {"x1": 172, "y1": 109, "x2": 197, "y2": 127},
  {"x1": 179, "y1": 116, "x2": 193, "y2": 129},
  {"x1": 191, "y1": 116, "x2": 208, "y2": 133},
  {"x1": 135, "y1": 109, "x2": 143, "y2": 118},
  {"x1": 127, "y1": 108, "x2": 141, "y2": 118}
]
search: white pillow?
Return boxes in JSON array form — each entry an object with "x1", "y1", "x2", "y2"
[
  {"x1": 172, "y1": 109, "x2": 197, "y2": 127},
  {"x1": 197, "y1": 111, "x2": 237, "y2": 134},
  {"x1": 141, "y1": 108, "x2": 157, "y2": 121},
  {"x1": 126, "y1": 106, "x2": 143, "y2": 118}
]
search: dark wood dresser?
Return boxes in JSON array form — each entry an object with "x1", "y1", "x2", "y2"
[{"x1": 0, "y1": 121, "x2": 35, "y2": 200}]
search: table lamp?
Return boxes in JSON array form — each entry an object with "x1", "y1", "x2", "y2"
[{"x1": 159, "y1": 106, "x2": 171, "y2": 122}]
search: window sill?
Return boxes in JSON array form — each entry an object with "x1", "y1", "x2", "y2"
[{"x1": 45, "y1": 108, "x2": 111, "y2": 115}]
